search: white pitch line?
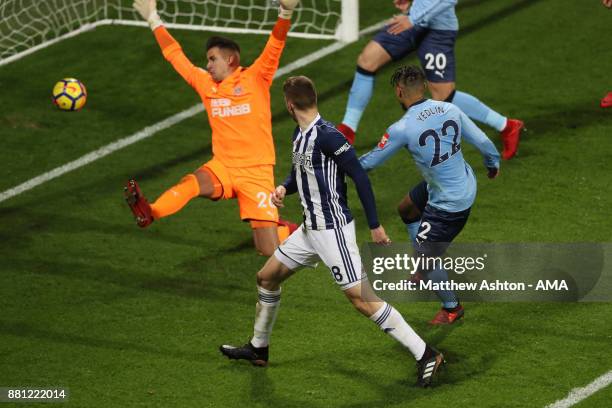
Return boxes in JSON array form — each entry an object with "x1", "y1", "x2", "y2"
[
  {"x1": 0, "y1": 21, "x2": 384, "y2": 205},
  {"x1": 545, "y1": 370, "x2": 612, "y2": 408},
  {"x1": 0, "y1": 21, "x2": 107, "y2": 68},
  {"x1": 0, "y1": 105, "x2": 203, "y2": 203}
]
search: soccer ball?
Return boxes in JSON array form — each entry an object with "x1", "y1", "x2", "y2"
[{"x1": 52, "y1": 78, "x2": 87, "y2": 111}]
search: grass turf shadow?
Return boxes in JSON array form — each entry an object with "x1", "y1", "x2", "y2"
[
  {"x1": 1, "y1": 252, "x2": 254, "y2": 302},
  {"x1": 0, "y1": 320, "x2": 212, "y2": 363}
]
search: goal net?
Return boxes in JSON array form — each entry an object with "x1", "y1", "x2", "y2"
[{"x1": 0, "y1": 0, "x2": 358, "y2": 67}]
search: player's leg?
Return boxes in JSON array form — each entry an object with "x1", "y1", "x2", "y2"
[
  {"x1": 416, "y1": 205, "x2": 471, "y2": 324},
  {"x1": 443, "y1": 88, "x2": 508, "y2": 132},
  {"x1": 149, "y1": 167, "x2": 217, "y2": 217},
  {"x1": 398, "y1": 181, "x2": 428, "y2": 246},
  {"x1": 313, "y1": 222, "x2": 444, "y2": 387},
  {"x1": 220, "y1": 226, "x2": 318, "y2": 366},
  {"x1": 343, "y1": 281, "x2": 445, "y2": 387},
  {"x1": 418, "y1": 29, "x2": 506, "y2": 129},
  {"x1": 419, "y1": 29, "x2": 523, "y2": 160},
  {"x1": 338, "y1": 41, "x2": 389, "y2": 143},
  {"x1": 448, "y1": 87, "x2": 524, "y2": 160},
  {"x1": 349, "y1": 286, "x2": 424, "y2": 353},
  {"x1": 251, "y1": 221, "x2": 297, "y2": 256},
  {"x1": 123, "y1": 160, "x2": 227, "y2": 228},
  {"x1": 314, "y1": 222, "x2": 426, "y2": 358},
  {"x1": 251, "y1": 221, "x2": 281, "y2": 256},
  {"x1": 219, "y1": 255, "x2": 291, "y2": 366},
  {"x1": 396, "y1": 182, "x2": 461, "y2": 321},
  {"x1": 338, "y1": 26, "x2": 424, "y2": 143},
  {"x1": 250, "y1": 220, "x2": 298, "y2": 256},
  {"x1": 344, "y1": 282, "x2": 427, "y2": 358}
]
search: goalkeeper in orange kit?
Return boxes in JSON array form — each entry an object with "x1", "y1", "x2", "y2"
[{"x1": 125, "y1": 0, "x2": 299, "y2": 256}]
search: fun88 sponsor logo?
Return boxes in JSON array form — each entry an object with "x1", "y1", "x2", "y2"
[{"x1": 211, "y1": 98, "x2": 251, "y2": 118}]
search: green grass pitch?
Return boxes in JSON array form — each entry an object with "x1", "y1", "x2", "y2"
[{"x1": 1, "y1": 0, "x2": 612, "y2": 407}]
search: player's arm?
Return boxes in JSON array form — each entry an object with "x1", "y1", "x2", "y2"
[
  {"x1": 459, "y1": 110, "x2": 501, "y2": 178},
  {"x1": 133, "y1": 0, "x2": 209, "y2": 88},
  {"x1": 271, "y1": 168, "x2": 297, "y2": 208},
  {"x1": 250, "y1": 0, "x2": 298, "y2": 85},
  {"x1": 359, "y1": 127, "x2": 407, "y2": 171},
  {"x1": 282, "y1": 168, "x2": 298, "y2": 195},
  {"x1": 320, "y1": 130, "x2": 390, "y2": 244}
]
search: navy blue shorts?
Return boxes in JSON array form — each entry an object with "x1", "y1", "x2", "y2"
[
  {"x1": 408, "y1": 180, "x2": 429, "y2": 214},
  {"x1": 408, "y1": 181, "x2": 470, "y2": 258},
  {"x1": 372, "y1": 26, "x2": 457, "y2": 83}
]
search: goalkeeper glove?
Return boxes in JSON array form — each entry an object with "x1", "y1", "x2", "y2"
[
  {"x1": 133, "y1": 0, "x2": 163, "y2": 30},
  {"x1": 278, "y1": 0, "x2": 299, "y2": 19}
]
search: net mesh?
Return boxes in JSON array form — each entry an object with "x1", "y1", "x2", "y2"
[
  {"x1": 0, "y1": 0, "x2": 342, "y2": 63},
  {"x1": 0, "y1": 0, "x2": 105, "y2": 60},
  {"x1": 111, "y1": 0, "x2": 341, "y2": 35}
]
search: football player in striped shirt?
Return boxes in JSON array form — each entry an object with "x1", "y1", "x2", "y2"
[{"x1": 220, "y1": 76, "x2": 445, "y2": 387}]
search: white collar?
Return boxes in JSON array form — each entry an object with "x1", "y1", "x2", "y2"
[{"x1": 300, "y1": 113, "x2": 321, "y2": 135}]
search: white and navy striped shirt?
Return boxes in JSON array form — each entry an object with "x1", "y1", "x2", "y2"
[{"x1": 283, "y1": 114, "x2": 380, "y2": 231}]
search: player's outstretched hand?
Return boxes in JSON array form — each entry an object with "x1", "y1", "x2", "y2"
[
  {"x1": 603, "y1": 0, "x2": 612, "y2": 8},
  {"x1": 487, "y1": 167, "x2": 499, "y2": 179},
  {"x1": 387, "y1": 15, "x2": 413, "y2": 35},
  {"x1": 371, "y1": 226, "x2": 391, "y2": 245},
  {"x1": 393, "y1": 0, "x2": 412, "y2": 13},
  {"x1": 279, "y1": 0, "x2": 300, "y2": 10},
  {"x1": 134, "y1": 0, "x2": 163, "y2": 29},
  {"x1": 279, "y1": 0, "x2": 299, "y2": 19},
  {"x1": 133, "y1": 0, "x2": 156, "y2": 20},
  {"x1": 271, "y1": 185, "x2": 287, "y2": 208}
]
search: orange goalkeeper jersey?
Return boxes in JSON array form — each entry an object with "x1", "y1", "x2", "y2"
[{"x1": 153, "y1": 18, "x2": 291, "y2": 168}]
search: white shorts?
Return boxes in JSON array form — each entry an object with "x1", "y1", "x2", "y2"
[{"x1": 274, "y1": 220, "x2": 366, "y2": 290}]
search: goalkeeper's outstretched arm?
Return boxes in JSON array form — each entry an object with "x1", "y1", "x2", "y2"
[
  {"x1": 133, "y1": 0, "x2": 208, "y2": 89},
  {"x1": 251, "y1": 0, "x2": 300, "y2": 85}
]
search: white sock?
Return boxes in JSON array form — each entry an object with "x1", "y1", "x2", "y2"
[
  {"x1": 250, "y1": 286, "x2": 281, "y2": 348},
  {"x1": 370, "y1": 303, "x2": 426, "y2": 360}
]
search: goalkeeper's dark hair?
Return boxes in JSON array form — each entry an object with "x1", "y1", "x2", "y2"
[
  {"x1": 390, "y1": 65, "x2": 426, "y2": 93},
  {"x1": 283, "y1": 76, "x2": 318, "y2": 110},
  {"x1": 206, "y1": 36, "x2": 241, "y2": 55}
]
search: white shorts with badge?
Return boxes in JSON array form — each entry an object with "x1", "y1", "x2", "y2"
[{"x1": 274, "y1": 220, "x2": 366, "y2": 290}]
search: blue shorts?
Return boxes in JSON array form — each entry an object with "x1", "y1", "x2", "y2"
[
  {"x1": 372, "y1": 26, "x2": 457, "y2": 83},
  {"x1": 409, "y1": 181, "x2": 470, "y2": 258},
  {"x1": 408, "y1": 180, "x2": 429, "y2": 213}
]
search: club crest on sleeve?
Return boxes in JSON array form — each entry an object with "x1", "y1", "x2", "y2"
[{"x1": 378, "y1": 133, "x2": 390, "y2": 149}]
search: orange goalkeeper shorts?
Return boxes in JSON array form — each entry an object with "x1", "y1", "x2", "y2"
[{"x1": 201, "y1": 158, "x2": 279, "y2": 223}]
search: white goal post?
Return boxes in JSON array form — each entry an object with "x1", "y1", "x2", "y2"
[{"x1": 0, "y1": 0, "x2": 359, "y2": 67}]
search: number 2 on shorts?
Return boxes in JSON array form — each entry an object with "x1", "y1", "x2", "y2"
[{"x1": 417, "y1": 221, "x2": 431, "y2": 242}]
